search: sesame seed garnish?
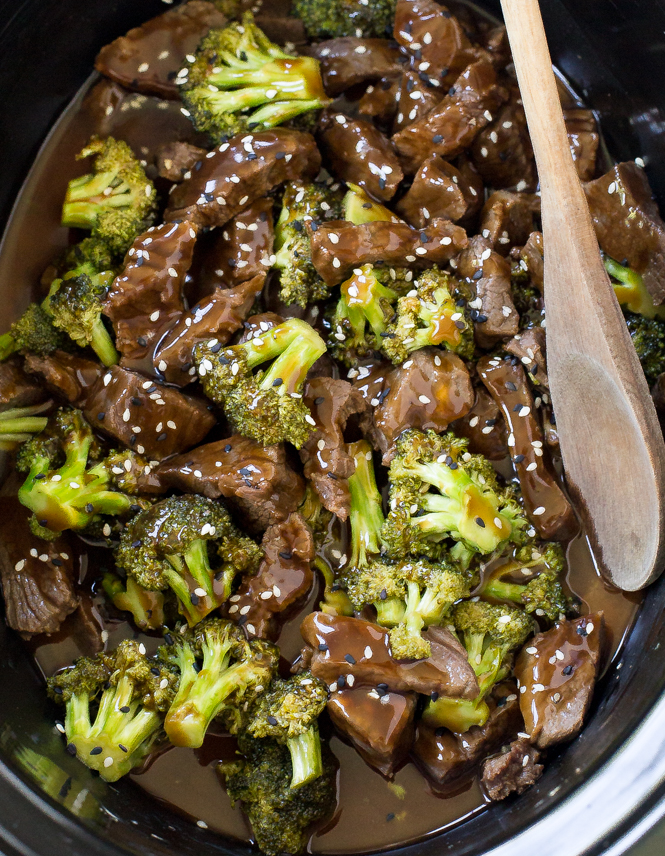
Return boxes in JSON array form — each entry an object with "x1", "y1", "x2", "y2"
[{"x1": 532, "y1": 506, "x2": 546, "y2": 516}]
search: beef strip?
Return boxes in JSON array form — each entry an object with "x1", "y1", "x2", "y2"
[
  {"x1": 299, "y1": 377, "x2": 370, "y2": 520},
  {"x1": 412, "y1": 682, "x2": 522, "y2": 790},
  {"x1": 63, "y1": 593, "x2": 105, "y2": 657},
  {"x1": 471, "y1": 96, "x2": 537, "y2": 192},
  {"x1": 481, "y1": 738, "x2": 544, "y2": 800},
  {"x1": 477, "y1": 354, "x2": 577, "y2": 540},
  {"x1": 564, "y1": 108, "x2": 599, "y2": 182},
  {"x1": 450, "y1": 383, "x2": 508, "y2": 461},
  {"x1": 311, "y1": 38, "x2": 401, "y2": 96},
  {"x1": 253, "y1": 14, "x2": 307, "y2": 47},
  {"x1": 223, "y1": 513, "x2": 314, "y2": 640},
  {"x1": 514, "y1": 613, "x2": 604, "y2": 749},
  {"x1": 519, "y1": 231, "x2": 544, "y2": 290},
  {"x1": 309, "y1": 218, "x2": 468, "y2": 287},
  {"x1": 327, "y1": 688, "x2": 417, "y2": 777},
  {"x1": 480, "y1": 191, "x2": 541, "y2": 256},
  {"x1": 481, "y1": 24, "x2": 510, "y2": 70},
  {"x1": 318, "y1": 112, "x2": 403, "y2": 202},
  {"x1": 358, "y1": 77, "x2": 400, "y2": 127},
  {"x1": 585, "y1": 162, "x2": 665, "y2": 304},
  {"x1": 104, "y1": 220, "x2": 197, "y2": 367},
  {"x1": 23, "y1": 352, "x2": 103, "y2": 406},
  {"x1": 153, "y1": 275, "x2": 266, "y2": 386},
  {"x1": 504, "y1": 327, "x2": 549, "y2": 391},
  {"x1": 155, "y1": 141, "x2": 208, "y2": 183},
  {"x1": 94, "y1": 0, "x2": 227, "y2": 100},
  {"x1": 393, "y1": 0, "x2": 477, "y2": 80},
  {"x1": 300, "y1": 612, "x2": 479, "y2": 698},
  {"x1": 0, "y1": 498, "x2": 78, "y2": 636},
  {"x1": 392, "y1": 60, "x2": 507, "y2": 175},
  {"x1": 396, "y1": 155, "x2": 482, "y2": 228},
  {"x1": 155, "y1": 435, "x2": 305, "y2": 532},
  {"x1": 164, "y1": 129, "x2": 321, "y2": 229},
  {"x1": 0, "y1": 360, "x2": 48, "y2": 408},
  {"x1": 455, "y1": 235, "x2": 519, "y2": 347},
  {"x1": 357, "y1": 349, "x2": 474, "y2": 463},
  {"x1": 84, "y1": 365, "x2": 216, "y2": 459},
  {"x1": 392, "y1": 71, "x2": 442, "y2": 134},
  {"x1": 199, "y1": 198, "x2": 274, "y2": 286}
]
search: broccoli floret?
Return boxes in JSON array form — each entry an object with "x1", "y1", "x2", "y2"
[
  {"x1": 194, "y1": 318, "x2": 327, "y2": 448},
  {"x1": 605, "y1": 255, "x2": 665, "y2": 320},
  {"x1": 0, "y1": 303, "x2": 70, "y2": 362},
  {"x1": 179, "y1": 13, "x2": 330, "y2": 143},
  {"x1": 61, "y1": 136, "x2": 157, "y2": 257},
  {"x1": 116, "y1": 495, "x2": 262, "y2": 627},
  {"x1": 382, "y1": 430, "x2": 528, "y2": 562},
  {"x1": 17, "y1": 408, "x2": 134, "y2": 537},
  {"x1": 102, "y1": 572, "x2": 166, "y2": 631},
  {"x1": 47, "y1": 640, "x2": 176, "y2": 782},
  {"x1": 159, "y1": 618, "x2": 278, "y2": 747},
  {"x1": 481, "y1": 542, "x2": 569, "y2": 622},
  {"x1": 59, "y1": 237, "x2": 115, "y2": 278},
  {"x1": 0, "y1": 403, "x2": 49, "y2": 452},
  {"x1": 246, "y1": 672, "x2": 328, "y2": 788},
  {"x1": 292, "y1": 0, "x2": 396, "y2": 39},
  {"x1": 381, "y1": 268, "x2": 475, "y2": 364},
  {"x1": 623, "y1": 311, "x2": 665, "y2": 385},
  {"x1": 422, "y1": 600, "x2": 533, "y2": 733},
  {"x1": 220, "y1": 735, "x2": 337, "y2": 856},
  {"x1": 273, "y1": 181, "x2": 343, "y2": 307}
]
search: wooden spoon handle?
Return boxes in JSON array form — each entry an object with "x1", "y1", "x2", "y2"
[{"x1": 501, "y1": 0, "x2": 665, "y2": 589}]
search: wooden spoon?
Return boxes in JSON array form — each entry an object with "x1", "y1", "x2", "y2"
[{"x1": 501, "y1": 0, "x2": 665, "y2": 590}]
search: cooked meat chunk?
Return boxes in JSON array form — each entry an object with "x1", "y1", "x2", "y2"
[
  {"x1": 153, "y1": 275, "x2": 266, "y2": 385},
  {"x1": 318, "y1": 112, "x2": 403, "y2": 202},
  {"x1": 451, "y1": 384, "x2": 508, "y2": 460},
  {"x1": 358, "y1": 77, "x2": 400, "y2": 127},
  {"x1": 198, "y1": 199, "x2": 274, "y2": 287},
  {"x1": 481, "y1": 24, "x2": 510, "y2": 70},
  {"x1": 0, "y1": 360, "x2": 47, "y2": 408},
  {"x1": 477, "y1": 354, "x2": 576, "y2": 540},
  {"x1": 585, "y1": 162, "x2": 665, "y2": 304},
  {"x1": 412, "y1": 683, "x2": 522, "y2": 790},
  {"x1": 564, "y1": 108, "x2": 599, "y2": 182},
  {"x1": 84, "y1": 365, "x2": 216, "y2": 459},
  {"x1": 0, "y1": 498, "x2": 78, "y2": 636},
  {"x1": 505, "y1": 327, "x2": 549, "y2": 391},
  {"x1": 237, "y1": 312, "x2": 284, "y2": 344},
  {"x1": 64, "y1": 593, "x2": 105, "y2": 657},
  {"x1": 223, "y1": 513, "x2": 314, "y2": 640},
  {"x1": 327, "y1": 688, "x2": 417, "y2": 776},
  {"x1": 165, "y1": 130, "x2": 321, "y2": 229},
  {"x1": 456, "y1": 235, "x2": 519, "y2": 347},
  {"x1": 480, "y1": 191, "x2": 541, "y2": 256},
  {"x1": 312, "y1": 38, "x2": 401, "y2": 96},
  {"x1": 393, "y1": 0, "x2": 476, "y2": 79},
  {"x1": 300, "y1": 612, "x2": 479, "y2": 698},
  {"x1": 392, "y1": 72, "x2": 442, "y2": 134},
  {"x1": 252, "y1": 13, "x2": 307, "y2": 46},
  {"x1": 393, "y1": 60, "x2": 507, "y2": 174},
  {"x1": 155, "y1": 141, "x2": 208, "y2": 183},
  {"x1": 104, "y1": 221, "x2": 197, "y2": 366},
  {"x1": 471, "y1": 96, "x2": 536, "y2": 192},
  {"x1": 23, "y1": 352, "x2": 103, "y2": 406},
  {"x1": 94, "y1": 0, "x2": 227, "y2": 99},
  {"x1": 481, "y1": 738, "x2": 544, "y2": 800},
  {"x1": 396, "y1": 155, "x2": 482, "y2": 228},
  {"x1": 514, "y1": 614, "x2": 604, "y2": 749},
  {"x1": 155, "y1": 435, "x2": 305, "y2": 531},
  {"x1": 309, "y1": 218, "x2": 467, "y2": 287},
  {"x1": 299, "y1": 378, "x2": 370, "y2": 520},
  {"x1": 519, "y1": 231, "x2": 544, "y2": 290}
]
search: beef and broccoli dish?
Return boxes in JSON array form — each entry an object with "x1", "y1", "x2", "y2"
[{"x1": 0, "y1": 0, "x2": 662, "y2": 853}]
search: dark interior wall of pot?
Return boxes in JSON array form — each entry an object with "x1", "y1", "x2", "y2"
[{"x1": 1, "y1": 2, "x2": 665, "y2": 856}]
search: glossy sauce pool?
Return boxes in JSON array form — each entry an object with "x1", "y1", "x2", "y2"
[{"x1": 0, "y1": 34, "x2": 641, "y2": 856}]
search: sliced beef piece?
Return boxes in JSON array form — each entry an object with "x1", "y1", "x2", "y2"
[
  {"x1": 455, "y1": 235, "x2": 519, "y2": 348},
  {"x1": 412, "y1": 682, "x2": 522, "y2": 790},
  {"x1": 84, "y1": 365, "x2": 215, "y2": 460},
  {"x1": 481, "y1": 25, "x2": 510, "y2": 70},
  {"x1": 393, "y1": 0, "x2": 477, "y2": 79},
  {"x1": 0, "y1": 360, "x2": 48, "y2": 408},
  {"x1": 312, "y1": 38, "x2": 401, "y2": 96},
  {"x1": 328, "y1": 688, "x2": 417, "y2": 777},
  {"x1": 477, "y1": 354, "x2": 576, "y2": 541},
  {"x1": 299, "y1": 378, "x2": 370, "y2": 520},
  {"x1": 94, "y1": 0, "x2": 227, "y2": 99},
  {"x1": 392, "y1": 60, "x2": 507, "y2": 175},
  {"x1": 451, "y1": 383, "x2": 508, "y2": 461},
  {"x1": 155, "y1": 141, "x2": 208, "y2": 183},
  {"x1": 318, "y1": 112, "x2": 403, "y2": 202},
  {"x1": 155, "y1": 435, "x2": 305, "y2": 532},
  {"x1": 358, "y1": 77, "x2": 400, "y2": 127},
  {"x1": 64, "y1": 593, "x2": 105, "y2": 657},
  {"x1": 300, "y1": 612, "x2": 479, "y2": 698},
  {"x1": 199, "y1": 198, "x2": 274, "y2": 286},
  {"x1": 584, "y1": 162, "x2": 665, "y2": 304},
  {"x1": 253, "y1": 14, "x2": 306, "y2": 47},
  {"x1": 481, "y1": 738, "x2": 544, "y2": 800},
  {"x1": 223, "y1": 513, "x2": 314, "y2": 640},
  {"x1": 23, "y1": 352, "x2": 103, "y2": 407},
  {"x1": 153, "y1": 275, "x2": 266, "y2": 386},
  {"x1": 359, "y1": 349, "x2": 474, "y2": 463},
  {"x1": 471, "y1": 96, "x2": 537, "y2": 192},
  {"x1": 396, "y1": 155, "x2": 481, "y2": 228},
  {"x1": 564, "y1": 108, "x2": 599, "y2": 182},
  {"x1": 505, "y1": 327, "x2": 549, "y2": 391},
  {"x1": 393, "y1": 71, "x2": 442, "y2": 134},
  {"x1": 0, "y1": 498, "x2": 78, "y2": 636},
  {"x1": 165, "y1": 130, "x2": 321, "y2": 229},
  {"x1": 514, "y1": 613, "x2": 604, "y2": 750},
  {"x1": 480, "y1": 191, "x2": 541, "y2": 256},
  {"x1": 309, "y1": 218, "x2": 467, "y2": 287},
  {"x1": 104, "y1": 221, "x2": 197, "y2": 366},
  {"x1": 519, "y1": 231, "x2": 544, "y2": 290}
]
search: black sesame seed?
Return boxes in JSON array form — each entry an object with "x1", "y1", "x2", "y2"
[
  {"x1": 344, "y1": 654, "x2": 356, "y2": 665},
  {"x1": 318, "y1": 643, "x2": 329, "y2": 652},
  {"x1": 34, "y1": 474, "x2": 45, "y2": 480},
  {"x1": 58, "y1": 777, "x2": 72, "y2": 799},
  {"x1": 432, "y1": 134, "x2": 443, "y2": 144},
  {"x1": 448, "y1": 86, "x2": 456, "y2": 96},
  {"x1": 247, "y1": 152, "x2": 257, "y2": 160},
  {"x1": 455, "y1": 320, "x2": 466, "y2": 329},
  {"x1": 387, "y1": 813, "x2": 395, "y2": 822},
  {"x1": 512, "y1": 403, "x2": 523, "y2": 412},
  {"x1": 562, "y1": 664, "x2": 574, "y2": 675},
  {"x1": 85, "y1": 503, "x2": 94, "y2": 514},
  {"x1": 39, "y1": 518, "x2": 48, "y2": 526},
  {"x1": 449, "y1": 461, "x2": 458, "y2": 470},
  {"x1": 97, "y1": 412, "x2": 106, "y2": 421},
  {"x1": 293, "y1": 220, "x2": 304, "y2": 233},
  {"x1": 327, "y1": 473, "x2": 338, "y2": 479},
  {"x1": 497, "y1": 696, "x2": 507, "y2": 707},
  {"x1": 120, "y1": 706, "x2": 131, "y2": 713},
  {"x1": 137, "y1": 335, "x2": 148, "y2": 347},
  {"x1": 314, "y1": 396, "x2": 325, "y2": 405},
  {"x1": 90, "y1": 747, "x2": 103, "y2": 756},
  {"x1": 379, "y1": 588, "x2": 387, "y2": 601},
  {"x1": 194, "y1": 160, "x2": 203, "y2": 171},
  {"x1": 135, "y1": 257, "x2": 144, "y2": 267},
  {"x1": 131, "y1": 539, "x2": 142, "y2": 548},
  {"x1": 130, "y1": 504, "x2": 141, "y2": 513},
  {"x1": 150, "y1": 667, "x2": 160, "y2": 676},
  {"x1": 190, "y1": 593, "x2": 200, "y2": 606},
  {"x1": 267, "y1": 715, "x2": 278, "y2": 726},
  {"x1": 379, "y1": 177, "x2": 386, "y2": 190},
  {"x1": 279, "y1": 550, "x2": 294, "y2": 560},
  {"x1": 362, "y1": 201, "x2": 373, "y2": 209},
  {"x1": 337, "y1": 675, "x2": 346, "y2": 688},
  {"x1": 129, "y1": 435, "x2": 137, "y2": 447},
  {"x1": 52, "y1": 557, "x2": 63, "y2": 566},
  {"x1": 66, "y1": 743, "x2": 77, "y2": 756},
  {"x1": 506, "y1": 381, "x2": 517, "y2": 391},
  {"x1": 227, "y1": 258, "x2": 236, "y2": 268},
  {"x1": 53, "y1": 686, "x2": 63, "y2": 695},
  {"x1": 275, "y1": 151, "x2": 285, "y2": 159},
  {"x1": 514, "y1": 454, "x2": 525, "y2": 463},
  {"x1": 131, "y1": 397, "x2": 142, "y2": 406},
  {"x1": 156, "y1": 432, "x2": 167, "y2": 442},
  {"x1": 204, "y1": 192, "x2": 214, "y2": 202},
  {"x1": 224, "y1": 444, "x2": 232, "y2": 453},
  {"x1": 476, "y1": 313, "x2": 488, "y2": 323},
  {"x1": 472, "y1": 269, "x2": 483, "y2": 280},
  {"x1": 272, "y1": 378, "x2": 283, "y2": 387},
  {"x1": 475, "y1": 517, "x2": 486, "y2": 528},
  {"x1": 430, "y1": 691, "x2": 439, "y2": 702},
  {"x1": 164, "y1": 634, "x2": 174, "y2": 646},
  {"x1": 576, "y1": 624, "x2": 588, "y2": 637},
  {"x1": 377, "y1": 683, "x2": 388, "y2": 691},
  {"x1": 118, "y1": 744, "x2": 128, "y2": 753}
]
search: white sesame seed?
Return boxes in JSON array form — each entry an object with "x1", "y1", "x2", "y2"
[
  {"x1": 138, "y1": 62, "x2": 149, "y2": 73},
  {"x1": 441, "y1": 236, "x2": 452, "y2": 245},
  {"x1": 364, "y1": 646, "x2": 373, "y2": 659},
  {"x1": 229, "y1": 605, "x2": 239, "y2": 614},
  {"x1": 14, "y1": 560, "x2": 25, "y2": 571},
  {"x1": 418, "y1": 395, "x2": 431, "y2": 404},
  {"x1": 518, "y1": 405, "x2": 531, "y2": 417},
  {"x1": 586, "y1": 622, "x2": 595, "y2": 634},
  {"x1": 526, "y1": 646, "x2": 538, "y2": 655},
  {"x1": 197, "y1": 820, "x2": 208, "y2": 829},
  {"x1": 139, "y1": 643, "x2": 147, "y2": 655},
  {"x1": 532, "y1": 506, "x2": 546, "y2": 516},
  {"x1": 260, "y1": 590, "x2": 273, "y2": 600},
  {"x1": 532, "y1": 683, "x2": 545, "y2": 692},
  {"x1": 239, "y1": 605, "x2": 251, "y2": 615},
  {"x1": 273, "y1": 585, "x2": 281, "y2": 597},
  {"x1": 526, "y1": 462, "x2": 538, "y2": 471},
  {"x1": 104, "y1": 757, "x2": 114, "y2": 768},
  {"x1": 347, "y1": 674, "x2": 355, "y2": 686},
  {"x1": 329, "y1": 682, "x2": 338, "y2": 693},
  {"x1": 305, "y1": 414, "x2": 316, "y2": 426}
]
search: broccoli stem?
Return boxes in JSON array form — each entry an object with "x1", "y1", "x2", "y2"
[
  {"x1": 347, "y1": 441, "x2": 385, "y2": 568},
  {"x1": 102, "y1": 572, "x2": 165, "y2": 630},
  {"x1": 260, "y1": 328, "x2": 326, "y2": 394},
  {"x1": 422, "y1": 695, "x2": 490, "y2": 733},
  {"x1": 287, "y1": 726, "x2": 323, "y2": 789},
  {"x1": 63, "y1": 172, "x2": 134, "y2": 229},
  {"x1": 0, "y1": 405, "x2": 49, "y2": 450},
  {"x1": 482, "y1": 579, "x2": 524, "y2": 604},
  {"x1": 402, "y1": 580, "x2": 426, "y2": 639},
  {"x1": 374, "y1": 596, "x2": 406, "y2": 626},
  {"x1": 0, "y1": 332, "x2": 17, "y2": 361},
  {"x1": 162, "y1": 540, "x2": 223, "y2": 627},
  {"x1": 90, "y1": 318, "x2": 120, "y2": 367}
]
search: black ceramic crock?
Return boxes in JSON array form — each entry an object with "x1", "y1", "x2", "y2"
[{"x1": 1, "y1": 1, "x2": 665, "y2": 854}]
